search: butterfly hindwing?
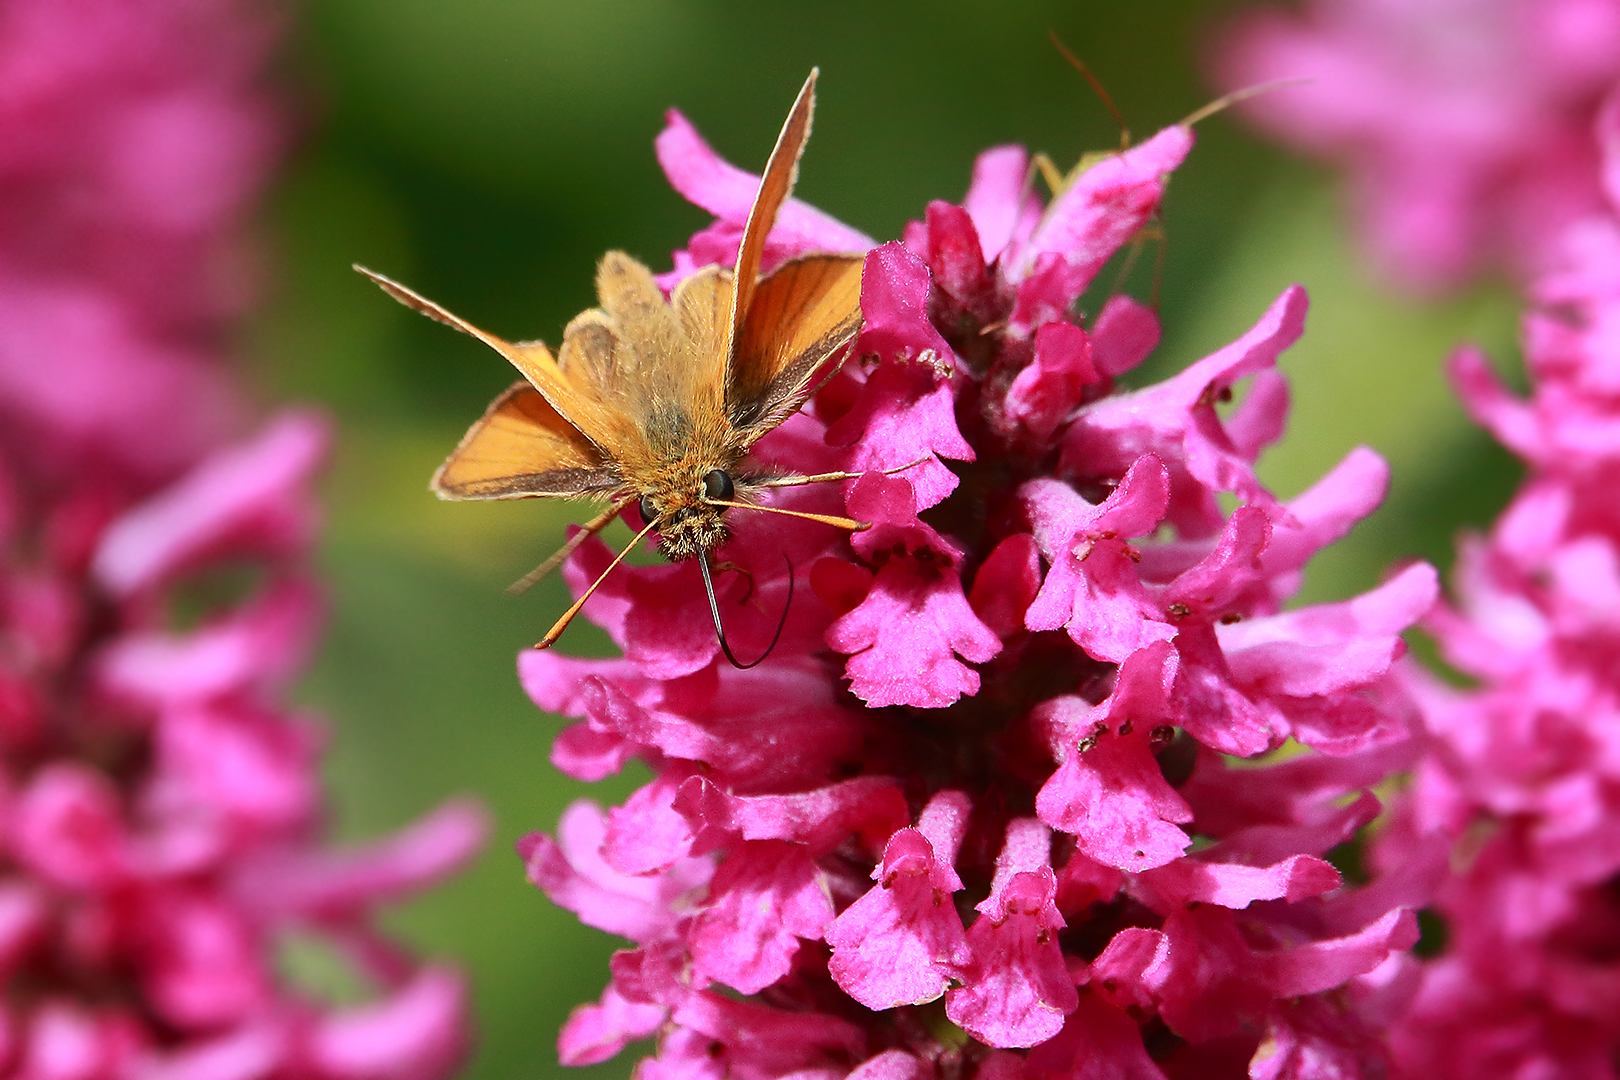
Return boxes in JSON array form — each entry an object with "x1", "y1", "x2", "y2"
[
  {"x1": 729, "y1": 252, "x2": 864, "y2": 441},
  {"x1": 433, "y1": 380, "x2": 620, "y2": 500}
]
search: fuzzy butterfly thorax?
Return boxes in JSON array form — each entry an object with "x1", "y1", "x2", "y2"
[{"x1": 576, "y1": 251, "x2": 754, "y2": 561}]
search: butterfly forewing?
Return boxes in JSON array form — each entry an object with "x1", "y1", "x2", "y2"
[
  {"x1": 729, "y1": 253, "x2": 864, "y2": 439},
  {"x1": 728, "y1": 71, "x2": 818, "y2": 362},
  {"x1": 433, "y1": 381, "x2": 620, "y2": 499},
  {"x1": 354, "y1": 265, "x2": 618, "y2": 454}
]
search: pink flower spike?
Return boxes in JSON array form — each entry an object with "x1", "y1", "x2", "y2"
[
  {"x1": 0, "y1": 6, "x2": 480, "y2": 1074},
  {"x1": 520, "y1": 83, "x2": 1459, "y2": 1075},
  {"x1": 826, "y1": 797, "x2": 971, "y2": 1009}
]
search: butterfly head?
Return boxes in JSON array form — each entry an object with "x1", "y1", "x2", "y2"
[{"x1": 639, "y1": 467, "x2": 740, "y2": 561}]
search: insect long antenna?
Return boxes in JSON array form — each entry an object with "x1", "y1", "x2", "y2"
[
  {"x1": 1180, "y1": 78, "x2": 1311, "y2": 129},
  {"x1": 700, "y1": 554, "x2": 793, "y2": 670},
  {"x1": 533, "y1": 514, "x2": 662, "y2": 650},
  {"x1": 508, "y1": 500, "x2": 631, "y2": 595},
  {"x1": 1048, "y1": 31, "x2": 1130, "y2": 150},
  {"x1": 706, "y1": 499, "x2": 869, "y2": 533}
]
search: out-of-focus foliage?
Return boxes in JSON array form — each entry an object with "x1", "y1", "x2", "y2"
[{"x1": 244, "y1": 2, "x2": 1522, "y2": 1078}]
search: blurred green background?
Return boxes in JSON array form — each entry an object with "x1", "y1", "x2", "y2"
[{"x1": 242, "y1": 2, "x2": 1523, "y2": 1078}]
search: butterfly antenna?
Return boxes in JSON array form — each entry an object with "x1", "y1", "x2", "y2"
[
  {"x1": 1180, "y1": 77, "x2": 1311, "y2": 129},
  {"x1": 533, "y1": 514, "x2": 661, "y2": 649},
  {"x1": 707, "y1": 499, "x2": 869, "y2": 532},
  {"x1": 699, "y1": 554, "x2": 793, "y2": 670}
]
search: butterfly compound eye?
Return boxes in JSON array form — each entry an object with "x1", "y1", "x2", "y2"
[
  {"x1": 703, "y1": 470, "x2": 735, "y2": 502},
  {"x1": 639, "y1": 495, "x2": 659, "y2": 526}
]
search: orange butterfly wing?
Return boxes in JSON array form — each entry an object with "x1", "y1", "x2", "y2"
[
  {"x1": 728, "y1": 71, "x2": 818, "y2": 360},
  {"x1": 354, "y1": 265, "x2": 627, "y2": 453},
  {"x1": 432, "y1": 380, "x2": 619, "y2": 499},
  {"x1": 728, "y1": 253, "x2": 863, "y2": 443}
]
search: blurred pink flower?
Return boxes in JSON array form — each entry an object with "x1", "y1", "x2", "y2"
[
  {"x1": 520, "y1": 108, "x2": 1440, "y2": 1077},
  {"x1": 1377, "y1": 90, "x2": 1620, "y2": 1078},
  {"x1": 1213, "y1": 0, "x2": 1620, "y2": 288},
  {"x1": 0, "y1": 2, "x2": 486, "y2": 1078}
]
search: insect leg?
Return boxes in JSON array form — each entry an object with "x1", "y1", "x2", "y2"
[{"x1": 713, "y1": 561, "x2": 755, "y2": 605}]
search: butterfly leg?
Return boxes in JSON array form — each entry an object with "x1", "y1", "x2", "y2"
[
  {"x1": 714, "y1": 561, "x2": 756, "y2": 605},
  {"x1": 508, "y1": 499, "x2": 632, "y2": 596}
]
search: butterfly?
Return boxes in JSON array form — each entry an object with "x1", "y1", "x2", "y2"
[{"x1": 356, "y1": 70, "x2": 880, "y2": 667}]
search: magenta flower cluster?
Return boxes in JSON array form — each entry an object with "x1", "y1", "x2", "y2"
[
  {"x1": 1215, "y1": 0, "x2": 1620, "y2": 288},
  {"x1": 1366, "y1": 92, "x2": 1620, "y2": 1078},
  {"x1": 1219, "y1": 3, "x2": 1620, "y2": 1073},
  {"x1": 520, "y1": 105, "x2": 1442, "y2": 1076},
  {"x1": 0, "y1": 3, "x2": 484, "y2": 1079}
]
